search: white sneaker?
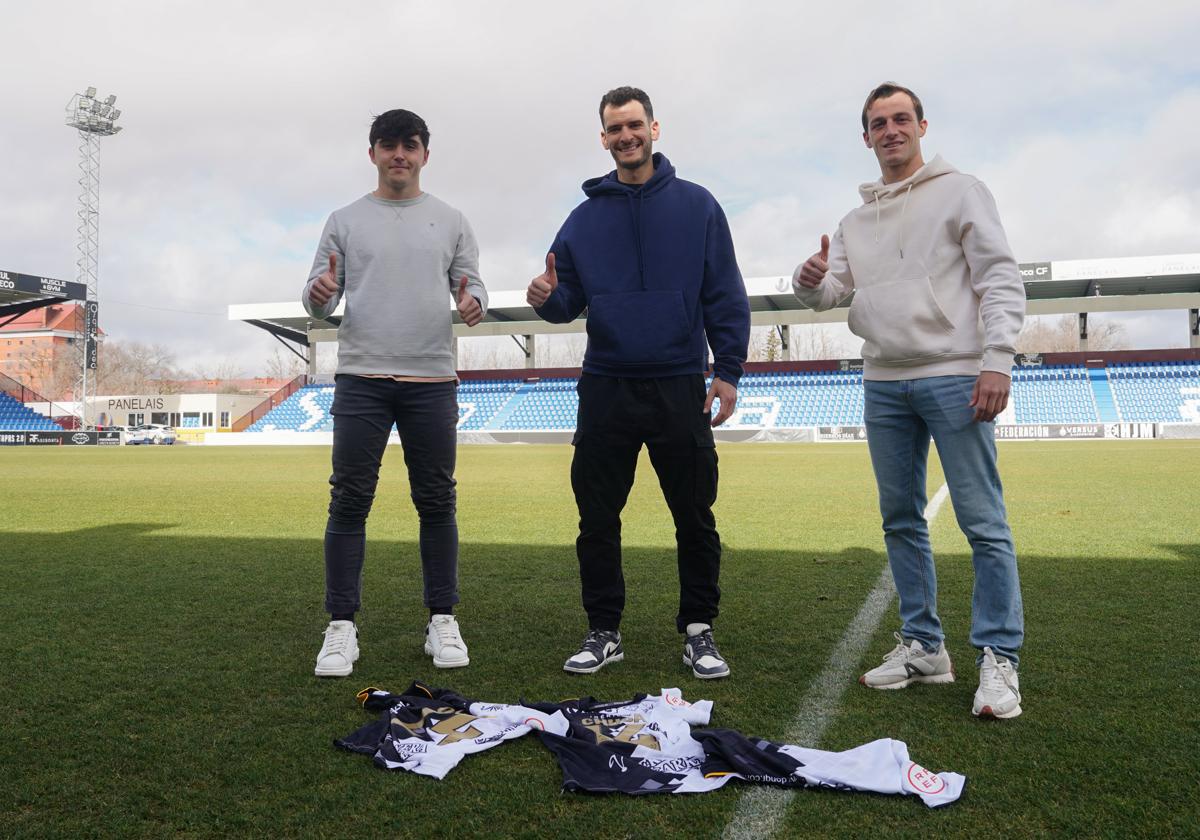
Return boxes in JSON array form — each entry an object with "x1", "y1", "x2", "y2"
[
  {"x1": 973, "y1": 647, "x2": 1022, "y2": 719},
  {"x1": 425, "y1": 614, "x2": 469, "y2": 668},
  {"x1": 314, "y1": 620, "x2": 359, "y2": 677},
  {"x1": 860, "y1": 631, "x2": 955, "y2": 690}
]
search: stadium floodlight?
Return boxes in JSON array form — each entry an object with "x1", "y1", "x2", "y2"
[{"x1": 64, "y1": 85, "x2": 124, "y2": 429}]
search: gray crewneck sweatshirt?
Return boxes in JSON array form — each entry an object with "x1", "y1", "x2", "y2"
[{"x1": 302, "y1": 192, "x2": 488, "y2": 377}]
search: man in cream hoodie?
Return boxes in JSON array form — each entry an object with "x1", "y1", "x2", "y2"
[{"x1": 793, "y1": 83, "x2": 1026, "y2": 719}]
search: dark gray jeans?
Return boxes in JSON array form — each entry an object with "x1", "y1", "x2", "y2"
[{"x1": 324, "y1": 375, "x2": 459, "y2": 616}]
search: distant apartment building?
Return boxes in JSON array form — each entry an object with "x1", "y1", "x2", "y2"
[{"x1": 0, "y1": 302, "x2": 85, "y2": 398}]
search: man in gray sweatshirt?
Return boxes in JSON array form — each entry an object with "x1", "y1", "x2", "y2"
[{"x1": 302, "y1": 109, "x2": 488, "y2": 677}]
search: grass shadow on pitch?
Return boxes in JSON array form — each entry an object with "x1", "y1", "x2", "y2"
[
  {"x1": 0, "y1": 521, "x2": 891, "y2": 838},
  {"x1": 3, "y1": 524, "x2": 1197, "y2": 838},
  {"x1": 0, "y1": 522, "x2": 889, "y2": 709}
]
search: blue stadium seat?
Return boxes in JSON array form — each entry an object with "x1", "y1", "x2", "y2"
[
  {"x1": 1106, "y1": 361, "x2": 1200, "y2": 422},
  {"x1": 0, "y1": 393, "x2": 65, "y2": 431},
  {"x1": 238, "y1": 364, "x2": 1200, "y2": 433}
]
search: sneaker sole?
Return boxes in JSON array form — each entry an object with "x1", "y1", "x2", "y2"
[
  {"x1": 424, "y1": 642, "x2": 469, "y2": 669},
  {"x1": 314, "y1": 650, "x2": 359, "y2": 678},
  {"x1": 860, "y1": 669, "x2": 956, "y2": 690},
  {"x1": 973, "y1": 702, "x2": 1022, "y2": 719},
  {"x1": 563, "y1": 651, "x2": 623, "y2": 674},
  {"x1": 683, "y1": 655, "x2": 730, "y2": 679}
]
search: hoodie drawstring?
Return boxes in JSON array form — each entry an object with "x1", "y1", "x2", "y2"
[
  {"x1": 872, "y1": 183, "x2": 914, "y2": 260},
  {"x1": 638, "y1": 189, "x2": 647, "y2": 289},
  {"x1": 898, "y1": 183, "x2": 913, "y2": 260},
  {"x1": 626, "y1": 189, "x2": 647, "y2": 289}
]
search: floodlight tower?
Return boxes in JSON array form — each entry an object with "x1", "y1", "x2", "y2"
[{"x1": 65, "y1": 85, "x2": 122, "y2": 428}]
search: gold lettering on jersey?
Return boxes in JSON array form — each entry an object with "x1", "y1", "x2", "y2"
[
  {"x1": 578, "y1": 714, "x2": 660, "y2": 748},
  {"x1": 393, "y1": 707, "x2": 484, "y2": 745}
]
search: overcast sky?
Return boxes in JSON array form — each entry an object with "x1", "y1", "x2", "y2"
[{"x1": 2, "y1": 0, "x2": 1198, "y2": 374}]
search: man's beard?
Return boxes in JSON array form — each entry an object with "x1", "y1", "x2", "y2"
[{"x1": 612, "y1": 143, "x2": 651, "y2": 170}]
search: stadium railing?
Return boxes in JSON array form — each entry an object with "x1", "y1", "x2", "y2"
[
  {"x1": 0, "y1": 371, "x2": 68, "y2": 429},
  {"x1": 231, "y1": 374, "x2": 308, "y2": 432}
]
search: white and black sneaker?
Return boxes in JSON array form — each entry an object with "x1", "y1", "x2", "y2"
[
  {"x1": 563, "y1": 629, "x2": 623, "y2": 674},
  {"x1": 683, "y1": 625, "x2": 730, "y2": 679}
]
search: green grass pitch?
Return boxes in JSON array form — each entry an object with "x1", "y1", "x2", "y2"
[{"x1": 2, "y1": 441, "x2": 1197, "y2": 838}]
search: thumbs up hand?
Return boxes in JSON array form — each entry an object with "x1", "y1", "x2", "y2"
[
  {"x1": 526, "y1": 252, "x2": 559, "y2": 307},
  {"x1": 456, "y1": 276, "x2": 483, "y2": 327},
  {"x1": 794, "y1": 235, "x2": 830, "y2": 289},
  {"x1": 309, "y1": 253, "x2": 341, "y2": 306}
]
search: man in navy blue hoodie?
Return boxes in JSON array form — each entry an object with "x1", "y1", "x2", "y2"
[{"x1": 527, "y1": 86, "x2": 750, "y2": 679}]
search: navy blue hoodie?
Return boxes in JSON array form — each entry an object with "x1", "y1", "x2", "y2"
[{"x1": 535, "y1": 154, "x2": 750, "y2": 386}]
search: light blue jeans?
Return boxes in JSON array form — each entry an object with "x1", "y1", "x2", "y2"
[{"x1": 863, "y1": 375, "x2": 1023, "y2": 666}]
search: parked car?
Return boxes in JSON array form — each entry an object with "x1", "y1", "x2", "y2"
[{"x1": 127, "y1": 424, "x2": 176, "y2": 445}]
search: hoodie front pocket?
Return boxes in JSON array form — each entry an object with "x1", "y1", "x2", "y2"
[
  {"x1": 847, "y1": 276, "x2": 956, "y2": 363},
  {"x1": 586, "y1": 290, "x2": 692, "y2": 365}
]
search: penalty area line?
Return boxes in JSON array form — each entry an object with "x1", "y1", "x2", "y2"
[{"x1": 721, "y1": 482, "x2": 950, "y2": 840}]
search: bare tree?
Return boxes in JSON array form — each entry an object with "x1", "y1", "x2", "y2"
[
  {"x1": 458, "y1": 336, "x2": 531, "y2": 371},
  {"x1": 746, "y1": 327, "x2": 768, "y2": 362},
  {"x1": 537, "y1": 334, "x2": 587, "y2": 368},
  {"x1": 95, "y1": 340, "x2": 185, "y2": 395},
  {"x1": 186, "y1": 358, "x2": 247, "y2": 393},
  {"x1": 1016, "y1": 314, "x2": 1129, "y2": 353},
  {"x1": 265, "y1": 346, "x2": 305, "y2": 380},
  {"x1": 312, "y1": 341, "x2": 339, "y2": 375},
  {"x1": 12, "y1": 343, "x2": 78, "y2": 400},
  {"x1": 747, "y1": 326, "x2": 789, "y2": 362},
  {"x1": 764, "y1": 327, "x2": 782, "y2": 362},
  {"x1": 789, "y1": 324, "x2": 850, "y2": 360}
]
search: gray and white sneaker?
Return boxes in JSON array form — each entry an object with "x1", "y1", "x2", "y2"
[
  {"x1": 683, "y1": 626, "x2": 730, "y2": 679},
  {"x1": 425, "y1": 614, "x2": 470, "y2": 669},
  {"x1": 314, "y1": 620, "x2": 359, "y2": 678},
  {"x1": 860, "y1": 631, "x2": 955, "y2": 689},
  {"x1": 973, "y1": 647, "x2": 1022, "y2": 719},
  {"x1": 563, "y1": 630, "x2": 623, "y2": 674}
]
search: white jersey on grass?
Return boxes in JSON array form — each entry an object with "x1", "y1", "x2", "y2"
[{"x1": 336, "y1": 683, "x2": 966, "y2": 807}]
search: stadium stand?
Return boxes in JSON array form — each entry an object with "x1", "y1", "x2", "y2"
[
  {"x1": 498, "y1": 378, "x2": 578, "y2": 431},
  {"x1": 731, "y1": 371, "x2": 864, "y2": 428},
  {"x1": 0, "y1": 391, "x2": 62, "y2": 431},
  {"x1": 1108, "y1": 360, "x2": 1200, "y2": 423},
  {"x1": 1009, "y1": 365, "x2": 1098, "y2": 424},
  {"x1": 237, "y1": 359, "x2": 1200, "y2": 434},
  {"x1": 458, "y1": 378, "x2": 526, "y2": 430},
  {"x1": 246, "y1": 384, "x2": 335, "y2": 432}
]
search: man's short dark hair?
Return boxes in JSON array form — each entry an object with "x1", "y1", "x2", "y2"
[
  {"x1": 369, "y1": 109, "x2": 430, "y2": 149},
  {"x1": 861, "y1": 82, "x2": 924, "y2": 132},
  {"x1": 599, "y1": 86, "x2": 654, "y2": 124}
]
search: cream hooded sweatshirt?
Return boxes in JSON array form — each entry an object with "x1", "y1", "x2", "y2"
[{"x1": 793, "y1": 155, "x2": 1025, "y2": 381}]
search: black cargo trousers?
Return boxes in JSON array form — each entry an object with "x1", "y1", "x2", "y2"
[{"x1": 570, "y1": 372, "x2": 721, "y2": 634}]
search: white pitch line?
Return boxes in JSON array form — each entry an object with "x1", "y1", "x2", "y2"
[{"x1": 722, "y1": 483, "x2": 951, "y2": 840}]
